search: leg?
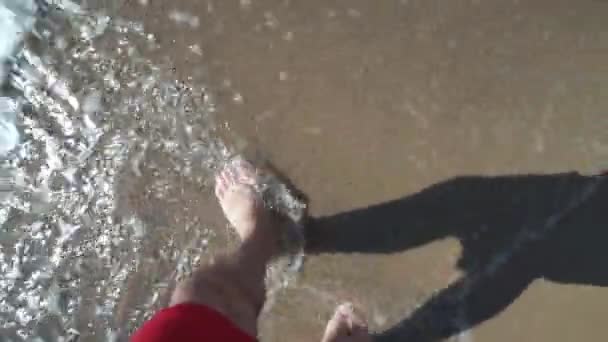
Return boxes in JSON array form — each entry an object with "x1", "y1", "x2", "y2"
[{"x1": 170, "y1": 160, "x2": 281, "y2": 337}]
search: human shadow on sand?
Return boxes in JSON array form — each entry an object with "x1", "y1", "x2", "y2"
[{"x1": 305, "y1": 172, "x2": 607, "y2": 342}]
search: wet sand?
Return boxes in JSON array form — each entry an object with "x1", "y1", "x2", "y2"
[{"x1": 118, "y1": 0, "x2": 608, "y2": 341}]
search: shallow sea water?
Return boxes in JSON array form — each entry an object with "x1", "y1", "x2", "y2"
[{"x1": 2, "y1": 1, "x2": 608, "y2": 342}]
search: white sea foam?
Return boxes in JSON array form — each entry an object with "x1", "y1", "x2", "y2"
[{"x1": 0, "y1": 0, "x2": 37, "y2": 156}]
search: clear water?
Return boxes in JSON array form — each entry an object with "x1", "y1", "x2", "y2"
[{"x1": 0, "y1": 2, "x2": 305, "y2": 341}]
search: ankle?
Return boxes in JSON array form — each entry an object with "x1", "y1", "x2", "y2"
[{"x1": 240, "y1": 224, "x2": 281, "y2": 259}]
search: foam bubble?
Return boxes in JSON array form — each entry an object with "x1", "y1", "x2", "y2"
[{"x1": 0, "y1": 97, "x2": 19, "y2": 155}]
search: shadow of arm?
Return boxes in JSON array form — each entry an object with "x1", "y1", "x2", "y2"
[
  {"x1": 306, "y1": 196, "x2": 451, "y2": 254},
  {"x1": 305, "y1": 176, "x2": 502, "y2": 254}
]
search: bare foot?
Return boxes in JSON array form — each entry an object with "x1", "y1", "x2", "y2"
[
  {"x1": 215, "y1": 159, "x2": 278, "y2": 250},
  {"x1": 322, "y1": 303, "x2": 373, "y2": 342}
]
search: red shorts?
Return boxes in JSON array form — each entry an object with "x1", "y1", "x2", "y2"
[{"x1": 131, "y1": 303, "x2": 256, "y2": 341}]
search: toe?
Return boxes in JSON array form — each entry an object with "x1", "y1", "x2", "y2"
[
  {"x1": 345, "y1": 306, "x2": 367, "y2": 329},
  {"x1": 322, "y1": 303, "x2": 371, "y2": 342},
  {"x1": 231, "y1": 156, "x2": 254, "y2": 171},
  {"x1": 220, "y1": 168, "x2": 232, "y2": 186},
  {"x1": 228, "y1": 164, "x2": 243, "y2": 185},
  {"x1": 323, "y1": 309, "x2": 350, "y2": 341},
  {"x1": 235, "y1": 166, "x2": 256, "y2": 185},
  {"x1": 231, "y1": 159, "x2": 257, "y2": 183},
  {"x1": 215, "y1": 173, "x2": 228, "y2": 198}
]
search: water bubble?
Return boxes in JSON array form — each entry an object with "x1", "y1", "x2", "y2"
[
  {"x1": 188, "y1": 44, "x2": 203, "y2": 56},
  {"x1": 168, "y1": 10, "x2": 200, "y2": 28},
  {"x1": 264, "y1": 11, "x2": 279, "y2": 29},
  {"x1": 240, "y1": 0, "x2": 252, "y2": 10},
  {"x1": 283, "y1": 31, "x2": 294, "y2": 41},
  {"x1": 233, "y1": 92, "x2": 244, "y2": 104},
  {"x1": 326, "y1": 9, "x2": 338, "y2": 18},
  {"x1": 347, "y1": 8, "x2": 362, "y2": 18}
]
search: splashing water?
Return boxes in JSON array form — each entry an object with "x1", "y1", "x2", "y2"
[{"x1": 0, "y1": 2, "x2": 305, "y2": 341}]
